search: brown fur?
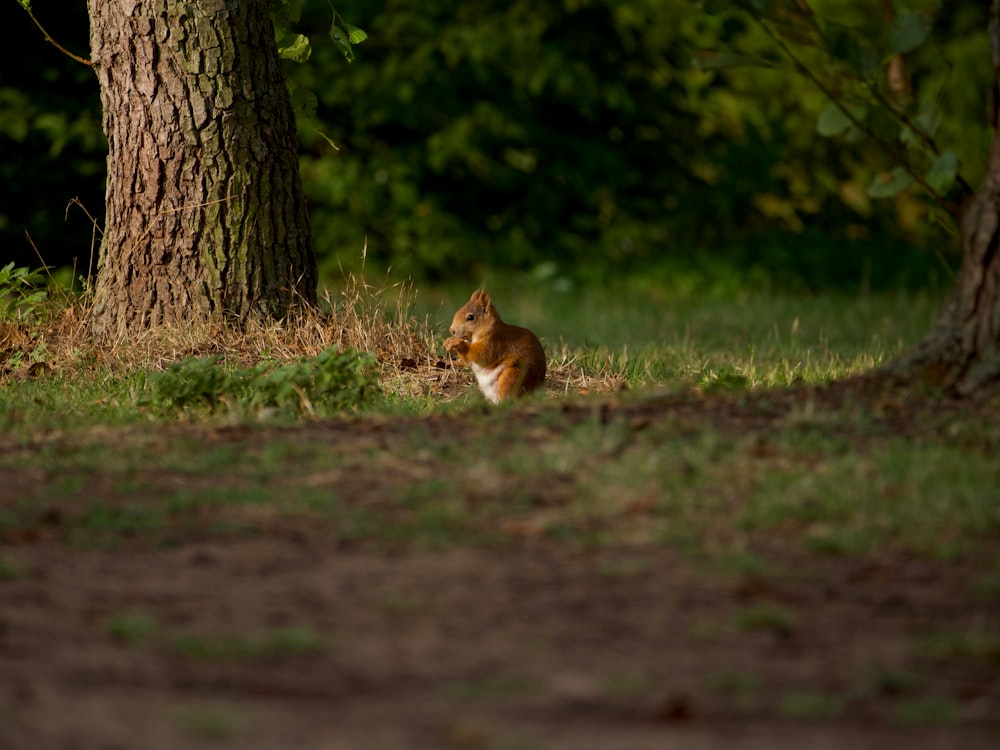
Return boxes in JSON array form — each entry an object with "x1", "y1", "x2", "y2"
[{"x1": 444, "y1": 290, "x2": 546, "y2": 403}]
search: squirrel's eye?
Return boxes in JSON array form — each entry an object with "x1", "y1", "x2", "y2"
[{"x1": 466, "y1": 313, "x2": 475, "y2": 321}]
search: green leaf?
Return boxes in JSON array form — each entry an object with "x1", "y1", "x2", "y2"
[
  {"x1": 0, "y1": 263, "x2": 49, "y2": 321},
  {"x1": 887, "y1": 12, "x2": 933, "y2": 55},
  {"x1": 900, "y1": 109, "x2": 941, "y2": 147},
  {"x1": 18, "y1": 0, "x2": 31, "y2": 10},
  {"x1": 867, "y1": 168, "x2": 914, "y2": 199},
  {"x1": 329, "y1": 28, "x2": 354, "y2": 63},
  {"x1": 816, "y1": 104, "x2": 850, "y2": 137},
  {"x1": 816, "y1": 103, "x2": 865, "y2": 137},
  {"x1": 925, "y1": 150, "x2": 958, "y2": 194},
  {"x1": 844, "y1": 126, "x2": 866, "y2": 145},
  {"x1": 277, "y1": 33, "x2": 311, "y2": 64},
  {"x1": 346, "y1": 24, "x2": 368, "y2": 45},
  {"x1": 330, "y1": 10, "x2": 367, "y2": 63},
  {"x1": 825, "y1": 22, "x2": 880, "y2": 77}
]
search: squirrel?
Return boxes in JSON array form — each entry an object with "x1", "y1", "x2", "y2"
[{"x1": 444, "y1": 289, "x2": 546, "y2": 404}]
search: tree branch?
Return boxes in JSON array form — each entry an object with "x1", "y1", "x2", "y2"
[
  {"x1": 17, "y1": 2, "x2": 92, "y2": 67},
  {"x1": 990, "y1": 0, "x2": 1000, "y2": 72},
  {"x1": 756, "y1": 15, "x2": 961, "y2": 219},
  {"x1": 865, "y1": 83, "x2": 974, "y2": 201}
]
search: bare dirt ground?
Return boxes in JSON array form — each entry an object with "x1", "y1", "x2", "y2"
[{"x1": 1, "y1": 382, "x2": 998, "y2": 749}]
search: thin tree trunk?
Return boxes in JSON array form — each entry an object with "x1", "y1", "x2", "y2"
[
  {"x1": 889, "y1": 0, "x2": 1000, "y2": 395},
  {"x1": 87, "y1": 0, "x2": 316, "y2": 338}
]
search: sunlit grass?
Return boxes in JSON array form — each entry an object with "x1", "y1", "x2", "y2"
[
  {"x1": 2, "y1": 272, "x2": 945, "y2": 434},
  {"x1": 739, "y1": 442, "x2": 1000, "y2": 559},
  {"x1": 3, "y1": 399, "x2": 994, "y2": 563},
  {"x1": 419, "y1": 279, "x2": 942, "y2": 392},
  {"x1": 4, "y1": 273, "x2": 994, "y2": 565}
]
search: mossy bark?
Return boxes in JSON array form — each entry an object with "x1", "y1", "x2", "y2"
[
  {"x1": 87, "y1": 0, "x2": 316, "y2": 338},
  {"x1": 888, "y1": 0, "x2": 1000, "y2": 396}
]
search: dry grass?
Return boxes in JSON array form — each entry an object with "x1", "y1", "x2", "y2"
[
  {"x1": 544, "y1": 345, "x2": 628, "y2": 398},
  {"x1": 0, "y1": 272, "x2": 616, "y2": 404}
]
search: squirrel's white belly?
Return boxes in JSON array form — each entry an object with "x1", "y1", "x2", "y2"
[{"x1": 471, "y1": 362, "x2": 504, "y2": 404}]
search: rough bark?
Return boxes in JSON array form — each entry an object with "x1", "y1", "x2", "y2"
[
  {"x1": 888, "y1": 0, "x2": 1000, "y2": 395},
  {"x1": 87, "y1": 0, "x2": 316, "y2": 338}
]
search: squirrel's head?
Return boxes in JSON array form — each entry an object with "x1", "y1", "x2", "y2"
[{"x1": 450, "y1": 289, "x2": 500, "y2": 341}]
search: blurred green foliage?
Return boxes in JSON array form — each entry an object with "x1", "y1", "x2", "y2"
[
  {"x1": 0, "y1": 262, "x2": 47, "y2": 320},
  {"x1": 1, "y1": 0, "x2": 993, "y2": 292},
  {"x1": 0, "y1": 1, "x2": 104, "y2": 273},
  {"x1": 286, "y1": 0, "x2": 989, "y2": 289}
]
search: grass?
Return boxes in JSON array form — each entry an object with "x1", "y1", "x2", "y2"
[
  {"x1": 106, "y1": 610, "x2": 159, "y2": 646},
  {"x1": 919, "y1": 628, "x2": 1000, "y2": 665},
  {"x1": 778, "y1": 691, "x2": 848, "y2": 719},
  {"x1": 2, "y1": 273, "x2": 939, "y2": 427},
  {"x1": 2, "y1": 273, "x2": 997, "y2": 734},
  {"x1": 892, "y1": 695, "x2": 960, "y2": 725},
  {"x1": 1, "y1": 271, "x2": 998, "y2": 565},
  {"x1": 173, "y1": 626, "x2": 328, "y2": 662},
  {"x1": 738, "y1": 442, "x2": 1000, "y2": 559},
  {"x1": 732, "y1": 603, "x2": 798, "y2": 636},
  {"x1": 174, "y1": 705, "x2": 241, "y2": 740},
  {"x1": 1, "y1": 401, "x2": 996, "y2": 564},
  {"x1": 104, "y1": 607, "x2": 329, "y2": 663},
  {"x1": 420, "y1": 278, "x2": 941, "y2": 392},
  {"x1": 0, "y1": 555, "x2": 26, "y2": 581}
]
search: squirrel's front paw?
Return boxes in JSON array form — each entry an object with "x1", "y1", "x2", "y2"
[{"x1": 444, "y1": 336, "x2": 467, "y2": 354}]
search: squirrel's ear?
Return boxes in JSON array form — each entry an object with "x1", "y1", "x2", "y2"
[{"x1": 480, "y1": 292, "x2": 492, "y2": 311}]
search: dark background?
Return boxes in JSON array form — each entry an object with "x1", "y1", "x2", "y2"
[{"x1": 1, "y1": 0, "x2": 989, "y2": 292}]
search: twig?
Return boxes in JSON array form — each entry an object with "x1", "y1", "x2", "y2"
[
  {"x1": 17, "y1": 2, "x2": 93, "y2": 67},
  {"x1": 755, "y1": 15, "x2": 962, "y2": 218},
  {"x1": 66, "y1": 197, "x2": 102, "y2": 282},
  {"x1": 865, "y1": 84, "x2": 974, "y2": 200}
]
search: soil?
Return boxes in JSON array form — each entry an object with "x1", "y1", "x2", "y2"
[{"x1": 1, "y1": 380, "x2": 998, "y2": 749}]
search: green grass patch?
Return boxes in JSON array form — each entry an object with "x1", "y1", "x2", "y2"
[
  {"x1": 740, "y1": 443, "x2": 1000, "y2": 558},
  {"x1": 704, "y1": 670, "x2": 763, "y2": 714},
  {"x1": 972, "y1": 572, "x2": 1000, "y2": 600},
  {"x1": 78, "y1": 504, "x2": 165, "y2": 535},
  {"x1": 0, "y1": 555, "x2": 27, "y2": 581},
  {"x1": 174, "y1": 705, "x2": 240, "y2": 740},
  {"x1": 705, "y1": 670, "x2": 762, "y2": 697},
  {"x1": 702, "y1": 550, "x2": 773, "y2": 580},
  {"x1": 106, "y1": 610, "x2": 159, "y2": 647},
  {"x1": 0, "y1": 371, "x2": 151, "y2": 435},
  {"x1": 732, "y1": 602, "x2": 798, "y2": 636},
  {"x1": 919, "y1": 628, "x2": 1000, "y2": 665},
  {"x1": 147, "y1": 349, "x2": 379, "y2": 417},
  {"x1": 892, "y1": 695, "x2": 959, "y2": 725},
  {"x1": 173, "y1": 626, "x2": 328, "y2": 662},
  {"x1": 778, "y1": 691, "x2": 848, "y2": 719},
  {"x1": 852, "y1": 666, "x2": 921, "y2": 699}
]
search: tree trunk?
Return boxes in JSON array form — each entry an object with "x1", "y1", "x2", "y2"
[
  {"x1": 87, "y1": 0, "x2": 316, "y2": 338},
  {"x1": 888, "y1": 0, "x2": 1000, "y2": 395}
]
